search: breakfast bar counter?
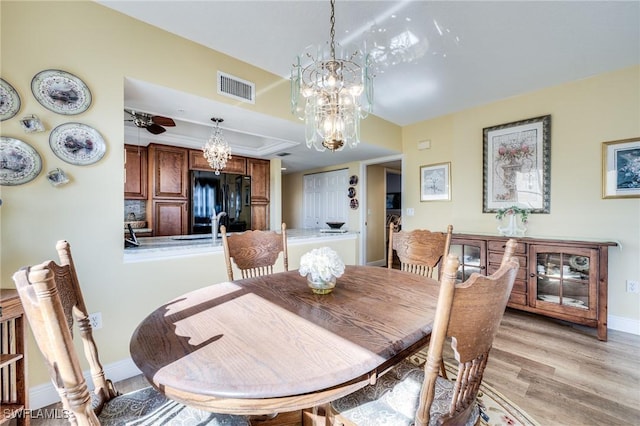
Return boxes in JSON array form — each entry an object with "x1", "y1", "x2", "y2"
[{"x1": 123, "y1": 228, "x2": 358, "y2": 262}]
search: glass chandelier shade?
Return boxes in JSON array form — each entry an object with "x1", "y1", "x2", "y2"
[
  {"x1": 291, "y1": 0, "x2": 374, "y2": 152},
  {"x1": 202, "y1": 117, "x2": 231, "y2": 175}
]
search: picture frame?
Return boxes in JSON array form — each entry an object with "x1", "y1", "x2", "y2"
[
  {"x1": 602, "y1": 137, "x2": 640, "y2": 199},
  {"x1": 386, "y1": 192, "x2": 401, "y2": 209},
  {"x1": 420, "y1": 162, "x2": 451, "y2": 202},
  {"x1": 483, "y1": 114, "x2": 551, "y2": 213}
]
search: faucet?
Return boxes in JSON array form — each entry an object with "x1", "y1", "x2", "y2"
[{"x1": 212, "y1": 211, "x2": 227, "y2": 243}]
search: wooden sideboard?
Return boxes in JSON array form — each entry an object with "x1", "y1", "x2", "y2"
[
  {"x1": 450, "y1": 234, "x2": 617, "y2": 341},
  {"x1": 1, "y1": 289, "x2": 29, "y2": 425}
]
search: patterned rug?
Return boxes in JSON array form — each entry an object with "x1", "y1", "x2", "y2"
[{"x1": 408, "y1": 351, "x2": 540, "y2": 426}]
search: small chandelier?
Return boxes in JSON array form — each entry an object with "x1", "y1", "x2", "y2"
[
  {"x1": 202, "y1": 117, "x2": 231, "y2": 175},
  {"x1": 291, "y1": 0, "x2": 374, "y2": 152}
]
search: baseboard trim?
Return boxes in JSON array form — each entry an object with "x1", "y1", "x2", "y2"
[
  {"x1": 367, "y1": 259, "x2": 386, "y2": 267},
  {"x1": 29, "y1": 357, "x2": 141, "y2": 409},
  {"x1": 608, "y1": 314, "x2": 640, "y2": 335}
]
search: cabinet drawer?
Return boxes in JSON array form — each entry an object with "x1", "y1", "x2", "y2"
[
  {"x1": 488, "y1": 261, "x2": 527, "y2": 281},
  {"x1": 488, "y1": 252, "x2": 527, "y2": 267},
  {"x1": 488, "y1": 240, "x2": 527, "y2": 254},
  {"x1": 508, "y1": 292, "x2": 527, "y2": 306},
  {"x1": 512, "y1": 280, "x2": 527, "y2": 294},
  {"x1": 0, "y1": 296, "x2": 22, "y2": 320}
]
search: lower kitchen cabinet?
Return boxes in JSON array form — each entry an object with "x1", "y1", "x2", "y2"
[
  {"x1": 450, "y1": 234, "x2": 617, "y2": 341},
  {"x1": 152, "y1": 200, "x2": 188, "y2": 236}
]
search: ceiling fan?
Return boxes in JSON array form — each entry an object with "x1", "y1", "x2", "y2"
[{"x1": 125, "y1": 109, "x2": 176, "y2": 135}]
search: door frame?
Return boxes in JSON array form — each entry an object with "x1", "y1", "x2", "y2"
[{"x1": 358, "y1": 154, "x2": 403, "y2": 265}]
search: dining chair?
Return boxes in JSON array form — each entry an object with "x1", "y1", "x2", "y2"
[
  {"x1": 388, "y1": 224, "x2": 453, "y2": 278},
  {"x1": 329, "y1": 239, "x2": 519, "y2": 426},
  {"x1": 221, "y1": 222, "x2": 288, "y2": 281},
  {"x1": 13, "y1": 240, "x2": 249, "y2": 426}
]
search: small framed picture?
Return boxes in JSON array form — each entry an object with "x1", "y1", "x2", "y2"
[
  {"x1": 420, "y1": 162, "x2": 451, "y2": 202},
  {"x1": 602, "y1": 137, "x2": 640, "y2": 199}
]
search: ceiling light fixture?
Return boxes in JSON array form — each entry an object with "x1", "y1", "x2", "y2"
[
  {"x1": 202, "y1": 117, "x2": 231, "y2": 175},
  {"x1": 290, "y1": 0, "x2": 374, "y2": 152}
]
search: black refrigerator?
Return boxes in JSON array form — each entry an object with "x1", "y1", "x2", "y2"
[{"x1": 191, "y1": 170, "x2": 251, "y2": 234}]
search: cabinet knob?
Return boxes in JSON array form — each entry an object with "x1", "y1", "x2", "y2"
[
  {"x1": 480, "y1": 266, "x2": 486, "y2": 270},
  {"x1": 530, "y1": 273, "x2": 536, "y2": 277}
]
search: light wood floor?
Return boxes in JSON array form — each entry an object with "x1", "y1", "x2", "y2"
[{"x1": 25, "y1": 309, "x2": 640, "y2": 426}]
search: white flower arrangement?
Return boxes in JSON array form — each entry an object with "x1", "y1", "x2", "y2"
[{"x1": 299, "y1": 247, "x2": 345, "y2": 282}]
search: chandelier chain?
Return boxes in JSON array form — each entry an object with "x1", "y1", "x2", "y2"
[{"x1": 329, "y1": 0, "x2": 336, "y2": 59}]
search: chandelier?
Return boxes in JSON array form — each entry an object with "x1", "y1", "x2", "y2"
[
  {"x1": 290, "y1": 0, "x2": 374, "y2": 152},
  {"x1": 202, "y1": 117, "x2": 231, "y2": 175}
]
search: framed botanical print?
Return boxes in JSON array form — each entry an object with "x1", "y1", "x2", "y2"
[
  {"x1": 483, "y1": 115, "x2": 551, "y2": 213},
  {"x1": 602, "y1": 137, "x2": 640, "y2": 199},
  {"x1": 420, "y1": 162, "x2": 451, "y2": 202}
]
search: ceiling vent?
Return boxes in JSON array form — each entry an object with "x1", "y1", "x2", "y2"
[
  {"x1": 277, "y1": 152, "x2": 291, "y2": 157},
  {"x1": 217, "y1": 71, "x2": 255, "y2": 104}
]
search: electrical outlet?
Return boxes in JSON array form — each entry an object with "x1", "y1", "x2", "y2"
[
  {"x1": 88, "y1": 312, "x2": 103, "y2": 330},
  {"x1": 626, "y1": 280, "x2": 640, "y2": 294}
]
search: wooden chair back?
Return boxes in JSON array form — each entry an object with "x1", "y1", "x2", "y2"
[
  {"x1": 222, "y1": 223, "x2": 289, "y2": 281},
  {"x1": 414, "y1": 239, "x2": 519, "y2": 426},
  {"x1": 13, "y1": 257, "x2": 109, "y2": 425},
  {"x1": 388, "y1": 224, "x2": 453, "y2": 278}
]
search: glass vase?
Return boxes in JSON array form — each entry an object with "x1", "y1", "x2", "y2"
[{"x1": 307, "y1": 275, "x2": 337, "y2": 295}]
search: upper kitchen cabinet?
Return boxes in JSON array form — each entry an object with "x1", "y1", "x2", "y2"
[
  {"x1": 247, "y1": 158, "x2": 270, "y2": 231},
  {"x1": 189, "y1": 149, "x2": 247, "y2": 174},
  {"x1": 247, "y1": 158, "x2": 270, "y2": 203},
  {"x1": 148, "y1": 144, "x2": 188, "y2": 199},
  {"x1": 124, "y1": 145, "x2": 147, "y2": 200}
]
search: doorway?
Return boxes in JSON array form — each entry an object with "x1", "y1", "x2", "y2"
[{"x1": 359, "y1": 156, "x2": 402, "y2": 265}]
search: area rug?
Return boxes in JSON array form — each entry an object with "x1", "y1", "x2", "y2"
[{"x1": 408, "y1": 351, "x2": 540, "y2": 426}]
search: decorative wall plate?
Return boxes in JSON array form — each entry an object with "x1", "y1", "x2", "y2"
[
  {"x1": 0, "y1": 78, "x2": 21, "y2": 121},
  {"x1": 348, "y1": 187, "x2": 356, "y2": 198},
  {"x1": 31, "y1": 69, "x2": 92, "y2": 115},
  {"x1": 349, "y1": 175, "x2": 358, "y2": 185},
  {"x1": 350, "y1": 198, "x2": 359, "y2": 209},
  {"x1": 0, "y1": 137, "x2": 42, "y2": 186},
  {"x1": 49, "y1": 122, "x2": 106, "y2": 165}
]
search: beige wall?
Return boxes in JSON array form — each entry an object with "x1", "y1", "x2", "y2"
[
  {"x1": 401, "y1": 65, "x2": 640, "y2": 325},
  {"x1": 0, "y1": 1, "x2": 397, "y2": 389}
]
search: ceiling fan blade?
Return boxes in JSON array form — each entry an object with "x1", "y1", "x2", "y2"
[
  {"x1": 146, "y1": 124, "x2": 166, "y2": 135},
  {"x1": 152, "y1": 116, "x2": 175, "y2": 127}
]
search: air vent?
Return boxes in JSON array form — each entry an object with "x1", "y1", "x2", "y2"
[
  {"x1": 277, "y1": 152, "x2": 291, "y2": 157},
  {"x1": 217, "y1": 71, "x2": 255, "y2": 104}
]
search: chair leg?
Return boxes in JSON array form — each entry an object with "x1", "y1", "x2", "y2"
[{"x1": 440, "y1": 359, "x2": 448, "y2": 380}]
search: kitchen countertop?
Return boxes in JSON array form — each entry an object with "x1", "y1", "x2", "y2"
[{"x1": 123, "y1": 228, "x2": 358, "y2": 262}]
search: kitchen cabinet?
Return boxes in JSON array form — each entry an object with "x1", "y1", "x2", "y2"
[
  {"x1": 152, "y1": 200, "x2": 188, "y2": 236},
  {"x1": 148, "y1": 144, "x2": 189, "y2": 236},
  {"x1": 450, "y1": 234, "x2": 616, "y2": 341},
  {"x1": 247, "y1": 158, "x2": 270, "y2": 230},
  {"x1": 124, "y1": 145, "x2": 148, "y2": 199},
  {"x1": 189, "y1": 149, "x2": 247, "y2": 174},
  {"x1": 148, "y1": 144, "x2": 189, "y2": 199},
  {"x1": 1, "y1": 289, "x2": 29, "y2": 425}
]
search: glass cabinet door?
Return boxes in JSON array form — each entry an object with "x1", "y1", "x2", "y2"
[
  {"x1": 531, "y1": 245, "x2": 597, "y2": 317},
  {"x1": 450, "y1": 239, "x2": 486, "y2": 282}
]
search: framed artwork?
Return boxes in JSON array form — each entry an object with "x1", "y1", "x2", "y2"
[
  {"x1": 602, "y1": 137, "x2": 640, "y2": 199},
  {"x1": 483, "y1": 115, "x2": 551, "y2": 213},
  {"x1": 420, "y1": 162, "x2": 451, "y2": 201}
]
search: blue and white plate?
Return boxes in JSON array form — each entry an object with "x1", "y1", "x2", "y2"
[
  {"x1": 31, "y1": 69, "x2": 92, "y2": 115},
  {"x1": 49, "y1": 122, "x2": 106, "y2": 165},
  {"x1": 0, "y1": 78, "x2": 21, "y2": 121},
  {"x1": 0, "y1": 137, "x2": 42, "y2": 186}
]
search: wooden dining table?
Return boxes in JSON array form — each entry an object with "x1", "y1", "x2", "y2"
[{"x1": 129, "y1": 265, "x2": 440, "y2": 418}]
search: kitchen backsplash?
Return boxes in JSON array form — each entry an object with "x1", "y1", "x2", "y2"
[{"x1": 125, "y1": 200, "x2": 146, "y2": 221}]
